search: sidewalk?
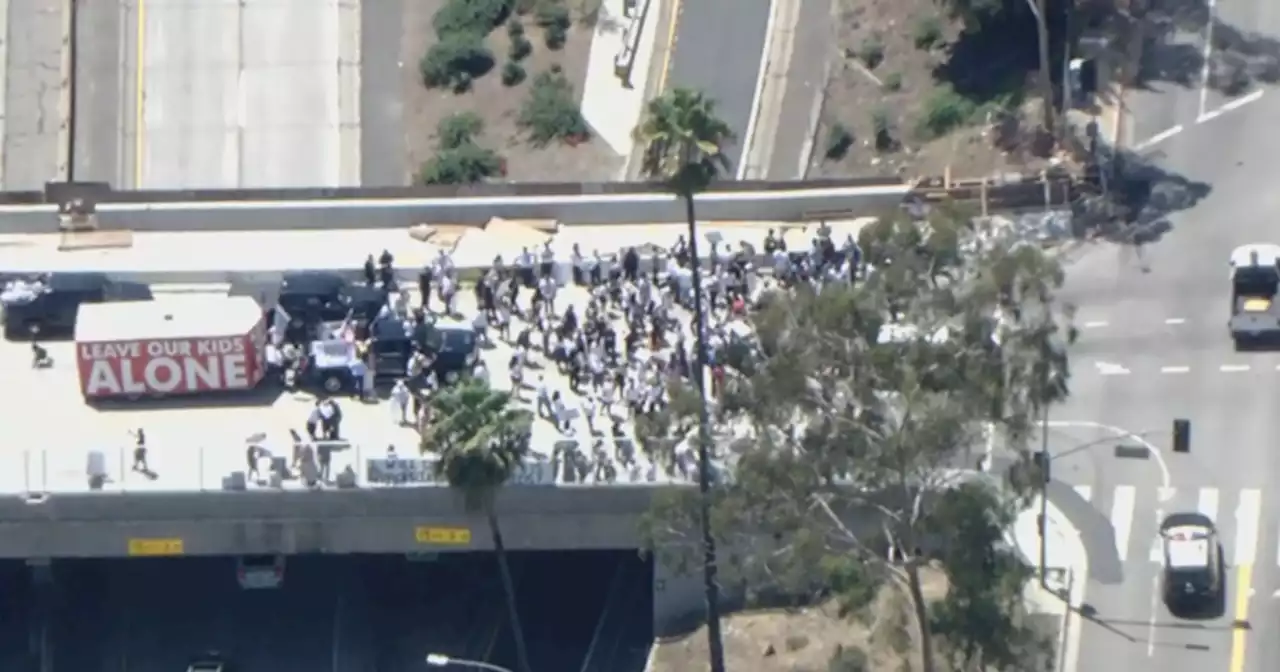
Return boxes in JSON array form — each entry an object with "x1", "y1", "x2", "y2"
[
  {"x1": 1010, "y1": 496, "x2": 1087, "y2": 672},
  {"x1": 580, "y1": 0, "x2": 664, "y2": 163}
]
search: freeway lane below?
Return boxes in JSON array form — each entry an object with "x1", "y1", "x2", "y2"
[
  {"x1": 3, "y1": 0, "x2": 67, "y2": 189},
  {"x1": 72, "y1": 0, "x2": 135, "y2": 186},
  {"x1": 136, "y1": 0, "x2": 357, "y2": 188},
  {"x1": 665, "y1": 0, "x2": 771, "y2": 176}
]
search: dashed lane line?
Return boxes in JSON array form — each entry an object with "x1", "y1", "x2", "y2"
[
  {"x1": 1159, "y1": 365, "x2": 1190, "y2": 374},
  {"x1": 1220, "y1": 364, "x2": 1252, "y2": 373},
  {"x1": 1164, "y1": 317, "x2": 1186, "y2": 325}
]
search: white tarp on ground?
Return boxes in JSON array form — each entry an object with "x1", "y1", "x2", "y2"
[{"x1": 450, "y1": 218, "x2": 554, "y2": 267}]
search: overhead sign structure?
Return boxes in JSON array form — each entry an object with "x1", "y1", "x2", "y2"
[
  {"x1": 127, "y1": 537, "x2": 185, "y2": 556},
  {"x1": 415, "y1": 526, "x2": 472, "y2": 546}
]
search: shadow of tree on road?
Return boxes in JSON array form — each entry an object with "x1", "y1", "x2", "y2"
[
  {"x1": 1135, "y1": 0, "x2": 1280, "y2": 95},
  {"x1": 1074, "y1": 143, "x2": 1211, "y2": 247}
]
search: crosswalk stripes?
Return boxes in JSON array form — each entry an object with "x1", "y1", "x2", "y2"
[{"x1": 1071, "y1": 484, "x2": 1268, "y2": 567}]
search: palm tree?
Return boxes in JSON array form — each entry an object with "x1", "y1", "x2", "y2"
[
  {"x1": 422, "y1": 379, "x2": 536, "y2": 672},
  {"x1": 632, "y1": 87, "x2": 734, "y2": 672}
]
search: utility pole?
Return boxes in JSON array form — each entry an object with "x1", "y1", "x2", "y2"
[{"x1": 1027, "y1": 0, "x2": 1057, "y2": 138}]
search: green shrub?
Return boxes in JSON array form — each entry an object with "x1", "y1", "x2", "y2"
[
  {"x1": 437, "y1": 112, "x2": 485, "y2": 150},
  {"x1": 419, "y1": 142, "x2": 504, "y2": 184},
  {"x1": 517, "y1": 70, "x2": 589, "y2": 146},
  {"x1": 509, "y1": 35, "x2": 533, "y2": 61},
  {"x1": 915, "y1": 85, "x2": 978, "y2": 139},
  {"x1": 544, "y1": 23, "x2": 568, "y2": 49},
  {"x1": 433, "y1": 0, "x2": 513, "y2": 37},
  {"x1": 824, "y1": 122, "x2": 853, "y2": 160},
  {"x1": 881, "y1": 71, "x2": 903, "y2": 92},
  {"x1": 856, "y1": 34, "x2": 884, "y2": 69},
  {"x1": 537, "y1": 1, "x2": 571, "y2": 49},
  {"x1": 506, "y1": 17, "x2": 525, "y2": 38},
  {"x1": 912, "y1": 16, "x2": 943, "y2": 51},
  {"x1": 502, "y1": 61, "x2": 527, "y2": 86},
  {"x1": 871, "y1": 107, "x2": 896, "y2": 152},
  {"x1": 535, "y1": 1, "x2": 571, "y2": 30},
  {"x1": 420, "y1": 33, "x2": 495, "y2": 91}
]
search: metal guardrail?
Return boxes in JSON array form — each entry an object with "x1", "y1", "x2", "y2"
[{"x1": 13, "y1": 443, "x2": 681, "y2": 495}]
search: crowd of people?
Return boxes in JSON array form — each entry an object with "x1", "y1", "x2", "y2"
[{"x1": 374, "y1": 224, "x2": 867, "y2": 485}]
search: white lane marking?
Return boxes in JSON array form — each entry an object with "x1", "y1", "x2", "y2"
[
  {"x1": 1149, "y1": 533, "x2": 1165, "y2": 563},
  {"x1": 1046, "y1": 421, "x2": 1172, "y2": 492},
  {"x1": 1074, "y1": 485, "x2": 1093, "y2": 503},
  {"x1": 1112, "y1": 485, "x2": 1137, "y2": 563},
  {"x1": 1160, "y1": 366, "x2": 1190, "y2": 374},
  {"x1": 1133, "y1": 125, "x2": 1184, "y2": 151},
  {"x1": 1096, "y1": 361, "x2": 1131, "y2": 376},
  {"x1": 1158, "y1": 486, "x2": 1176, "y2": 503},
  {"x1": 1198, "y1": 89, "x2": 1265, "y2": 123},
  {"x1": 1220, "y1": 364, "x2": 1251, "y2": 372},
  {"x1": 1164, "y1": 317, "x2": 1186, "y2": 325},
  {"x1": 1083, "y1": 320, "x2": 1109, "y2": 328},
  {"x1": 1235, "y1": 489, "x2": 1261, "y2": 566}
]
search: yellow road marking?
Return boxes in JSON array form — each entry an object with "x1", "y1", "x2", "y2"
[
  {"x1": 654, "y1": 0, "x2": 683, "y2": 93},
  {"x1": 1229, "y1": 563, "x2": 1252, "y2": 672},
  {"x1": 134, "y1": 0, "x2": 147, "y2": 187}
]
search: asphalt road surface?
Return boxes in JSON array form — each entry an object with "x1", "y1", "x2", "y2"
[
  {"x1": 72, "y1": 0, "x2": 358, "y2": 189},
  {"x1": 665, "y1": 0, "x2": 771, "y2": 176},
  {"x1": 1053, "y1": 0, "x2": 1280, "y2": 666},
  {"x1": 3, "y1": 0, "x2": 66, "y2": 189},
  {"x1": 5, "y1": 551, "x2": 650, "y2": 672}
]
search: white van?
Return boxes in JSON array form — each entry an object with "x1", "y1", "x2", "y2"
[{"x1": 235, "y1": 555, "x2": 285, "y2": 589}]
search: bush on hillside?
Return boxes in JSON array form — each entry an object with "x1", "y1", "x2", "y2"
[
  {"x1": 433, "y1": 0, "x2": 513, "y2": 37},
  {"x1": 420, "y1": 142, "x2": 505, "y2": 185},
  {"x1": 517, "y1": 70, "x2": 589, "y2": 147},
  {"x1": 420, "y1": 34, "x2": 495, "y2": 92},
  {"x1": 437, "y1": 112, "x2": 486, "y2": 150}
]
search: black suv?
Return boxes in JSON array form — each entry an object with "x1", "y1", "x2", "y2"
[
  {"x1": 1, "y1": 272, "x2": 153, "y2": 340},
  {"x1": 275, "y1": 271, "x2": 386, "y2": 341},
  {"x1": 368, "y1": 316, "x2": 477, "y2": 384}
]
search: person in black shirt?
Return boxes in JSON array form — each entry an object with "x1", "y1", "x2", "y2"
[
  {"x1": 363, "y1": 255, "x2": 377, "y2": 285},
  {"x1": 623, "y1": 247, "x2": 639, "y2": 282}
]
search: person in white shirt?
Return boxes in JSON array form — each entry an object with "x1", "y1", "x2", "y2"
[
  {"x1": 535, "y1": 375, "x2": 553, "y2": 419},
  {"x1": 538, "y1": 275, "x2": 558, "y2": 316},
  {"x1": 472, "y1": 310, "x2": 489, "y2": 345},
  {"x1": 390, "y1": 380, "x2": 411, "y2": 425},
  {"x1": 440, "y1": 275, "x2": 457, "y2": 315},
  {"x1": 582, "y1": 395, "x2": 598, "y2": 435},
  {"x1": 517, "y1": 247, "x2": 535, "y2": 287}
]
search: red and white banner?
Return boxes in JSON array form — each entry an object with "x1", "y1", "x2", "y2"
[{"x1": 77, "y1": 335, "x2": 263, "y2": 398}]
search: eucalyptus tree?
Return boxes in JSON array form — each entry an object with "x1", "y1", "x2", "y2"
[{"x1": 641, "y1": 211, "x2": 1073, "y2": 671}]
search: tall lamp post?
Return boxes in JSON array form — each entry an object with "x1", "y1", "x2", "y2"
[
  {"x1": 425, "y1": 653, "x2": 514, "y2": 672},
  {"x1": 1025, "y1": 0, "x2": 1056, "y2": 138},
  {"x1": 678, "y1": 146, "x2": 729, "y2": 672}
]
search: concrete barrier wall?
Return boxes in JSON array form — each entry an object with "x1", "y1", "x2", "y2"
[
  {"x1": 0, "y1": 486, "x2": 657, "y2": 557},
  {"x1": 0, "y1": 185, "x2": 912, "y2": 233}
]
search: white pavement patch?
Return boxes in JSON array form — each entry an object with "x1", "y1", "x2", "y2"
[
  {"x1": 1235, "y1": 489, "x2": 1261, "y2": 567},
  {"x1": 1111, "y1": 485, "x2": 1136, "y2": 563},
  {"x1": 1094, "y1": 361, "x2": 1130, "y2": 375}
]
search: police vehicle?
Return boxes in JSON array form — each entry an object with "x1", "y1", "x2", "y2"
[
  {"x1": 1158, "y1": 512, "x2": 1224, "y2": 614},
  {"x1": 1228, "y1": 243, "x2": 1280, "y2": 348}
]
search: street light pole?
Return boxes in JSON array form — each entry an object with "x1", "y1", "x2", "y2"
[
  {"x1": 425, "y1": 653, "x2": 514, "y2": 672},
  {"x1": 1038, "y1": 400, "x2": 1051, "y2": 590},
  {"x1": 1025, "y1": 0, "x2": 1057, "y2": 138}
]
